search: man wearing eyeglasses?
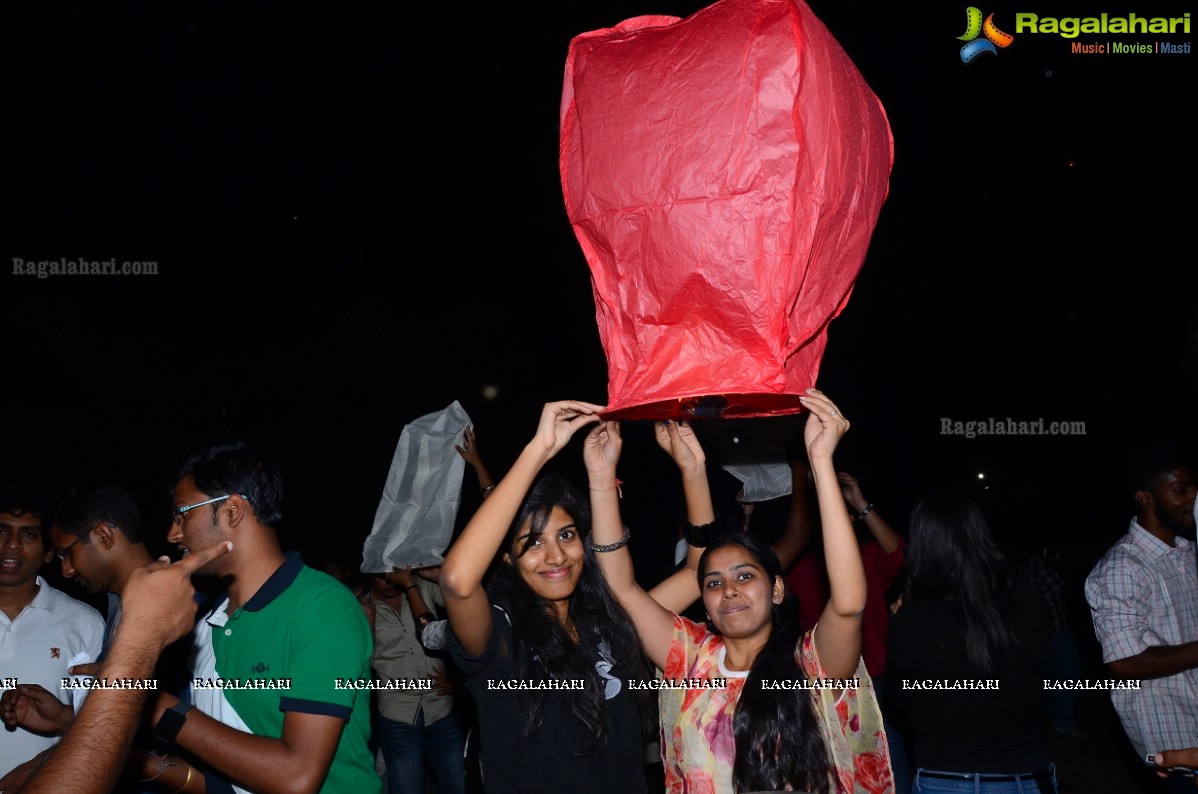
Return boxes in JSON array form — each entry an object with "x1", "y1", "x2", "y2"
[
  {"x1": 39, "y1": 479, "x2": 219, "y2": 791},
  {"x1": 0, "y1": 483, "x2": 104, "y2": 790},
  {"x1": 149, "y1": 443, "x2": 379, "y2": 794},
  {"x1": 49, "y1": 481, "x2": 159, "y2": 662}
]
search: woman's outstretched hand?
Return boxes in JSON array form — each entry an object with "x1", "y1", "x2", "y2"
[
  {"x1": 584, "y1": 420, "x2": 623, "y2": 477},
  {"x1": 532, "y1": 400, "x2": 604, "y2": 457},
  {"x1": 800, "y1": 388, "x2": 849, "y2": 461},
  {"x1": 654, "y1": 419, "x2": 706, "y2": 472}
]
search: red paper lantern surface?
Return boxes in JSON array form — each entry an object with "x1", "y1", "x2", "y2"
[{"x1": 561, "y1": 0, "x2": 893, "y2": 419}]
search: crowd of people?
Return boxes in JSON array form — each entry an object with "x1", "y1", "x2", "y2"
[{"x1": 1, "y1": 393, "x2": 1195, "y2": 794}]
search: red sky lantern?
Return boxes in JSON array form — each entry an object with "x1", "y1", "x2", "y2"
[{"x1": 561, "y1": 0, "x2": 894, "y2": 419}]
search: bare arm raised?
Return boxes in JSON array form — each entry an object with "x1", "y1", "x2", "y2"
[
  {"x1": 456, "y1": 426, "x2": 497, "y2": 499},
  {"x1": 645, "y1": 420, "x2": 715, "y2": 615},
  {"x1": 585, "y1": 420, "x2": 678, "y2": 670},
  {"x1": 838, "y1": 472, "x2": 901, "y2": 554},
  {"x1": 800, "y1": 390, "x2": 866, "y2": 680}
]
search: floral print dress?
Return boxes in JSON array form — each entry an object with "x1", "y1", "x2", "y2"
[{"x1": 659, "y1": 614, "x2": 893, "y2": 793}]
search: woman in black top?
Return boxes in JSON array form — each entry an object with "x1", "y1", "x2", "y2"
[
  {"x1": 886, "y1": 491, "x2": 1055, "y2": 794},
  {"x1": 440, "y1": 401, "x2": 651, "y2": 793}
]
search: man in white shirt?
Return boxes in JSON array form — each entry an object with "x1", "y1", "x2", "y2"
[
  {"x1": 0, "y1": 483, "x2": 104, "y2": 788},
  {"x1": 1086, "y1": 444, "x2": 1198, "y2": 794}
]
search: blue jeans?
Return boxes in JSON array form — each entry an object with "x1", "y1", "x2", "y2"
[
  {"x1": 912, "y1": 766, "x2": 1057, "y2": 794},
  {"x1": 379, "y1": 708, "x2": 466, "y2": 794}
]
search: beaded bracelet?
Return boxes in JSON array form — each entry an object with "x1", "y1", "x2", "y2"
[{"x1": 587, "y1": 526, "x2": 631, "y2": 552}]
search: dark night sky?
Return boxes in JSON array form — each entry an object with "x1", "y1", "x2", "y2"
[{"x1": 5, "y1": 1, "x2": 1195, "y2": 571}]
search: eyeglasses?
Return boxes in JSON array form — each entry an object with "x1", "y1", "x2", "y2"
[
  {"x1": 56, "y1": 524, "x2": 100, "y2": 562},
  {"x1": 172, "y1": 494, "x2": 234, "y2": 525}
]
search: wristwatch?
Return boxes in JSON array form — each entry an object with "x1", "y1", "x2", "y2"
[{"x1": 154, "y1": 701, "x2": 194, "y2": 743}]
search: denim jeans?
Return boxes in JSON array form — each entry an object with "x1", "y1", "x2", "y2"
[
  {"x1": 912, "y1": 766, "x2": 1057, "y2": 794},
  {"x1": 379, "y1": 708, "x2": 466, "y2": 794}
]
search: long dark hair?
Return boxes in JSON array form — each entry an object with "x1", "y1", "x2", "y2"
[
  {"x1": 487, "y1": 473, "x2": 653, "y2": 753},
  {"x1": 697, "y1": 532, "x2": 830, "y2": 794},
  {"x1": 904, "y1": 491, "x2": 1015, "y2": 674}
]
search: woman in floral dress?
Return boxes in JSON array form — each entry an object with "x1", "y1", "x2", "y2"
[{"x1": 584, "y1": 390, "x2": 893, "y2": 793}]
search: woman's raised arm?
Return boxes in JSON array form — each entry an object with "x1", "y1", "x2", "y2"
[
  {"x1": 584, "y1": 420, "x2": 678, "y2": 670},
  {"x1": 801, "y1": 390, "x2": 866, "y2": 680},
  {"x1": 645, "y1": 420, "x2": 713, "y2": 615}
]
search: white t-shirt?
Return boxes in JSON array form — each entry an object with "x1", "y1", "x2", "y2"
[
  {"x1": 187, "y1": 599, "x2": 253, "y2": 794},
  {"x1": 0, "y1": 578, "x2": 104, "y2": 777}
]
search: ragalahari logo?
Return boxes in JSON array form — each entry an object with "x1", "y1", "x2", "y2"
[{"x1": 959, "y1": 7, "x2": 1015, "y2": 62}]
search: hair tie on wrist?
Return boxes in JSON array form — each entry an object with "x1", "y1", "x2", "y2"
[
  {"x1": 587, "y1": 526, "x2": 631, "y2": 552},
  {"x1": 683, "y1": 514, "x2": 731, "y2": 547}
]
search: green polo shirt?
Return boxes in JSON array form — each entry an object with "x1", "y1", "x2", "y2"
[{"x1": 211, "y1": 552, "x2": 378, "y2": 794}]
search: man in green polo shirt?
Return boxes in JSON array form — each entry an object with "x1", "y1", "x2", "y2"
[{"x1": 151, "y1": 443, "x2": 380, "y2": 794}]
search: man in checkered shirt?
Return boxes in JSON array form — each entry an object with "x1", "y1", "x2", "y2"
[{"x1": 1086, "y1": 443, "x2": 1198, "y2": 793}]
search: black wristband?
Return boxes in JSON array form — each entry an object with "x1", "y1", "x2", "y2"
[
  {"x1": 683, "y1": 514, "x2": 729, "y2": 547},
  {"x1": 154, "y1": 701, "x2": 194, "y2": 743}
]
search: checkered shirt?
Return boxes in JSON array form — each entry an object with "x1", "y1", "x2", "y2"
[{"x1": 1085, "y1": 520, "x2": 1198, "y2": 758}]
